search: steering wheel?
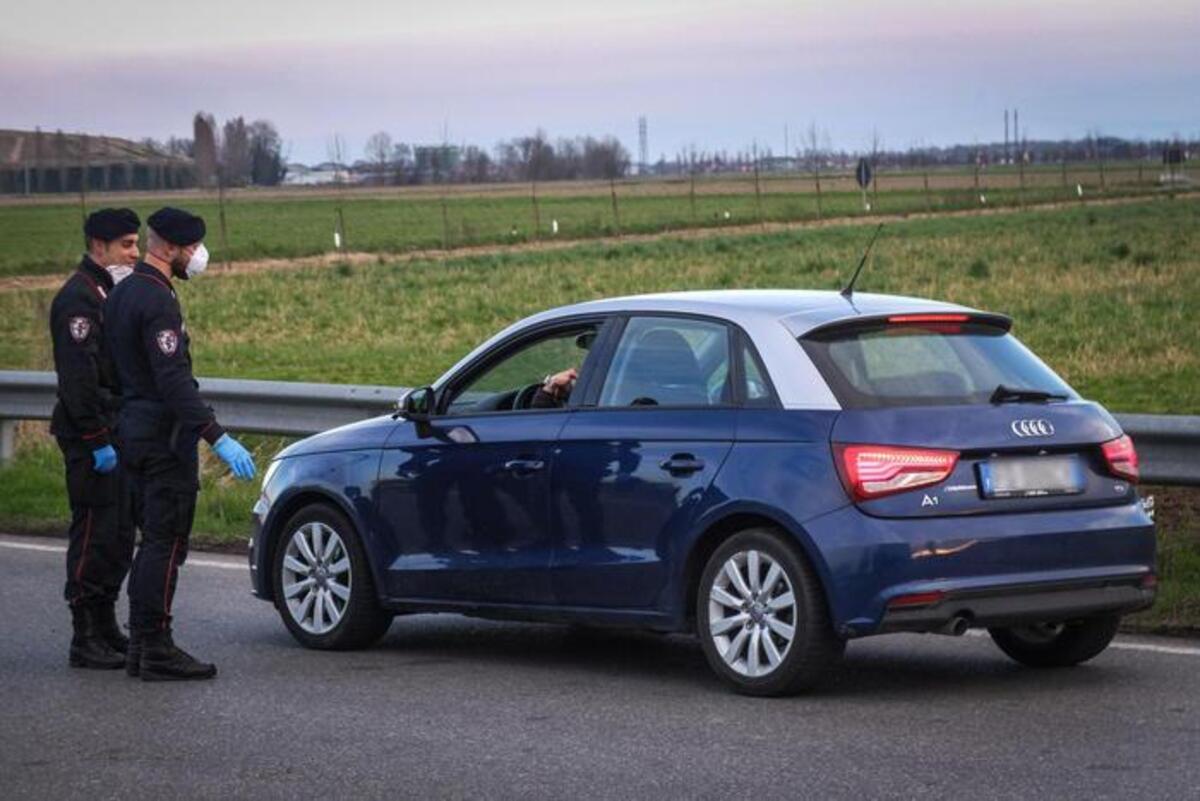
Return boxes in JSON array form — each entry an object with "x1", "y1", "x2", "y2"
[{"x1": 513, "y1": 382, "x2": 542, "y2": 410}]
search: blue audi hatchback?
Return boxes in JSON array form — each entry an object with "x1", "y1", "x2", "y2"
[{"x1": 249, "y1": 290, "x2": 1155, "y2": 695}]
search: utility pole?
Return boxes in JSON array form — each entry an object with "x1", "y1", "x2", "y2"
[
  {"x1": 638, "y1": 116, "x2": 648, "y2": 176},
  {"x1": 1013, "y1": 108, "x2": 1019, "y2": 168},
  {"x1": 1004, "y1": 109, "x2": 1009, "y2": 165}
]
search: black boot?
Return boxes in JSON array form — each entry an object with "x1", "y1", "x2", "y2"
[
  {"x1": 126, "y1": 629, "x2": 142, "y2": 678},
  {"x1": 69, "y1": 606, "x2": 125, "y2": 670},
  {"x1": 139, "y1": 630, "x2": 217, "y2": 682},
  {"x1": 93, "y1": 603, "x2": 129, "y2": 655}
]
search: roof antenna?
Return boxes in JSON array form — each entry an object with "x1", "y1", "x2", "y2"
[{"x1": 841, "y1": 223, "x2": 884, "y2": 298}]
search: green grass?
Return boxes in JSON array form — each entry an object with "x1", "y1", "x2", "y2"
[
  {"x1": 1127, "y1": 486, "x2": 1200, "y2": 635},
  {"x1": 3, "y1": 194, "x2": 1197, "y2": 411},
  {"x1": 0, "y1": 174, "x2": 1166, "y2": 278},
  {"x1": 1, "y1": 196, "x2": 1197, "y2": 598},
  {"x1": 0, "y1": 432, "x2": 289, "y2": 548}
]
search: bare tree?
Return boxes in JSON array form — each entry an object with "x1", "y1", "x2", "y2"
[
  {"x1": 221, "y1": 117, "x2": 252, "y2": 186},
  {"x1": 804, "y1": 122, "x2": 824, "y2": 219},
  {"x1": 193, "y1": 113, "x2": 218, "y2": 187},
  {"x1": 364, "y1": 131, "x2": 392, "y2": 185},
  {"x1": 389, "y1": 143, "x2": 412, "y2": 183},
  {"x1": 327, "y1": 134, "x2": 349, "y2": 250},
  {"x1": 248, "y1": 120, "x2": 286, "y2": 186},
  {"x1": 869, "y1": 127, "x2": 883, "y2": 206}
]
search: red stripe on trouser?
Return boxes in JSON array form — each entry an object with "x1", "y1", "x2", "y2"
[
  {"x1": 161, "y1": 537, "x2": 181, "y2": 630},
  {"x1": 72, "y1": 509, "x2": 94, "y2": 604}
]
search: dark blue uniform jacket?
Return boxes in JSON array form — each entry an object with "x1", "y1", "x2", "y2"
[{"x1": 105, "y1": 262, "x2": 225, "y2": 453}]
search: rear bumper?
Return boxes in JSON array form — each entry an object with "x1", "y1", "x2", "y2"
[
  {"x1": 877, "y1": 574, "x2": 1156, "y2": 633},
  {"x1": 800, "y1": 498, "x2": 1156, "y2": 636}
]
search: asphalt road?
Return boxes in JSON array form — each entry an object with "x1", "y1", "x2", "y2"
[{"x1": 2, "y1": 533, "x2": 1198, "y2": 801}]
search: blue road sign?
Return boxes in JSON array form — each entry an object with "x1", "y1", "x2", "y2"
[{"x1": 856, "y1": 157, "x2": 873, "y2": 189}]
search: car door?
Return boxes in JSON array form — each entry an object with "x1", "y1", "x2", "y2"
[
  {"x1": 550, "y1": 314, "x2": 739, "y2": 610},
  {"x1": 374, "y1": 317, "x2": 608, "y2": 605}
]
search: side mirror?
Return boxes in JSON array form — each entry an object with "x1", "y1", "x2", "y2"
[{"x1": 396, "y1": 386, "x2": 435, "y2": 421}]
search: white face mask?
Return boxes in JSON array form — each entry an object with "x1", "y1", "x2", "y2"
[
  {"x1": 107, "y1": 265, "x2": 134, "y2": 284},
  {"x1": 185, "y1": 243, "x2": 210, "y2": 279}
]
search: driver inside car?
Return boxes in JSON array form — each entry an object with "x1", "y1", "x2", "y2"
[{"x1": 531, "y1": 367, "x2": 577, "y2": 408}]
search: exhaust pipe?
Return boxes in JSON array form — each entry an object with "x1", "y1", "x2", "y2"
[{"x1": 933, "y1": 615, "x2": 970, "y2": 636}]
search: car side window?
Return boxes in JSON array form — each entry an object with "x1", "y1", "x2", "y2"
[
  {"x1": 446, "y1": 325, "x2": 599, "y2": 414},
  {"x1": 742, "y1": 341, "x2": 774, "y2": 406},
  {"x1": 597, "y1": 316, "x2": 731, "y2": 408}
]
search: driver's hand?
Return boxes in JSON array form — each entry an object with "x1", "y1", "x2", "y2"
[{"x1": 543, "y1": 368, "x2": 578, "y2": 400}]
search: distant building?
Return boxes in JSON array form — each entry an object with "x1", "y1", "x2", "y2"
[
  {"x1": 282, "y1": 163, "x2": 355, "y2": 186},
  {"x1": 0, "y1": 129, "x2": 193, "y2": 195}
]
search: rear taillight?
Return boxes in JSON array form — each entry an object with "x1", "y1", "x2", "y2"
[
  {"x1": 886, "y1": 314, "x2": 970, "y2": 324},
  {"x1": 837, "y1": 444, "x2": 960, "y2": 501},
  {"x1": 885, "y1": 313, "x2": 970, "y2": 334},
  {"x1": 1101, "y1": 434, "x2": 1139, "y2": 482}
]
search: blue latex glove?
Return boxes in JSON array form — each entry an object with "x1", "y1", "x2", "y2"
[
  {"x1": 212, "y1": 434, "x2": 256, "y2": 481},
  {"x1": 92, "y1": 444, "x2": 117, "y2": 474}
]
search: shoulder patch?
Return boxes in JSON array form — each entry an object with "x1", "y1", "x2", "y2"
[
  {"x1": 156, "y1": 329, "x2": 179, "y2": 356},
  {"x1": 69, "y1": 316, "x2": 91, "y2": 343}
]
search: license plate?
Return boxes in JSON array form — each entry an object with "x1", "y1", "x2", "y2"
[{"x1": 978, "y1": 456, "x2": 1085, "y2": 499}]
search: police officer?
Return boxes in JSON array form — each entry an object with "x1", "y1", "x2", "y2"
[
  {"x1": 51, "y1": 208, "x2": 141, "y2": 669},
  {"x1": 106, "y1": 207, "x2": 256, "y2": 681}
]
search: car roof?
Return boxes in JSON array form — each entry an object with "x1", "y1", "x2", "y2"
[
  {"x1": 434, "y1": 289, "x2": 995, "y2": 410},
  {"x1": 536, "y1": 289, "x2": 986, "y2": 336}
]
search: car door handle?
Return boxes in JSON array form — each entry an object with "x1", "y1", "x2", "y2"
[
  {"x1": 503, "y1": 459, "x2": 546, "y2": 475},
  {"x1": 660, "y1": 455, "x2": 705, "y2": 475}
]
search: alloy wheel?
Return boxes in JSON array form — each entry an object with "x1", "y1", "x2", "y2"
[
  {"x1": 707, "y1": 549, "x2": 797, "y2": 678},
  {"x1": 281, "y1": 521, "x2": 352, "y2": 635}
]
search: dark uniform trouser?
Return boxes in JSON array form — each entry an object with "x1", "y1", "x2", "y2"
[
  {"x1": 122, "y1": 434, "x2": 199, "y2": 634},
  {"x1": 57, "y1": 437, "x2": 135, "y2": 606}
]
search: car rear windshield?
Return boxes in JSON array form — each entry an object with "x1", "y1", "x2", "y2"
[{"x1": 800, "y1": 321, "x2": 1077, "y2": 409}]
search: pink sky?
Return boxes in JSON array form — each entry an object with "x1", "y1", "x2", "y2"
[{"x1": 2, "y1": 0, "x2": 1196, "y2": 162}]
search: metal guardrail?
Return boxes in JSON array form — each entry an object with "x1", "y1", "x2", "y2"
[
  {"x1": 0, "y1": 370, "x2": 406, "y2": 463},
  {"x1": 0, "y1": 370, "x2": 1196, "y2": 485},
  {"x1": 1111, "y1": 413, "x2": 1200, "y2": 486}
]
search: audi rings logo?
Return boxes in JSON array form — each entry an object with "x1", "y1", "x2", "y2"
[{"x1": 1011, "y1": 419, "x2": 1055, "y2": 438}]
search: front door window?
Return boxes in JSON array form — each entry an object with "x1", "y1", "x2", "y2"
[{"x1": 447, "y1": 325, "x2": 599, "y2": 415}]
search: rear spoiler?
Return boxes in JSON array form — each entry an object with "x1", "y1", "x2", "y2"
[{"x1": 802, "y1": 311, "x2": 1013, "y2": 339}]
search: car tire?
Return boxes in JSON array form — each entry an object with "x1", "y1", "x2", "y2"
[
  {"x1": 272, "y1": 503, "x2": 393, "y2": 650},
  {"x1": 696, "y1": 527, "x2": 844, "y2": 696},
  {"x1": 988, "y1": 615, "x2": 1120, "y2": 668}
]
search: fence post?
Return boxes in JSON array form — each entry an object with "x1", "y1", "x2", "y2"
[
  {"x1": 1018, "y1": 156, "x2": 1026, "y2": 209},
  {"x1": 689, "y1": 170, "x2": 697, "y2": 227},
  {"x1": 752, "y1": 153, "x2": 764, "y2": 229},
  {"x1": 530, "y1": 181, "x2": 541, "y2": 240},
  {"x1": 0, "y1": 420, "x2": 16, "y2": 466},
  {"x1": 609, "y1": 178, "x2": 622, "y2": 237}
]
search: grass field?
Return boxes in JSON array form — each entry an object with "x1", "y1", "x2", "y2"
[
  {"x1": 0, "y1": 165, "x2": 1170, "y2": 278},
  {"x1": 0, "y1": 195, "x2": 1196, "y2": 628}
]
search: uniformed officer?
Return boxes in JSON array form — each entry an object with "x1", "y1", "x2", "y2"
[
  {"x1": 106, "y1": 207, "x2": 256, "y2": 681},
  {"x1": 51, "y1": 208, "x2": 141, "y2": 669}
]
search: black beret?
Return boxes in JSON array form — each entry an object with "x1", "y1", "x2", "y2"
[
  {"x1": 148, "y1": 207, "x2": 206, "y2": 246},
  {"x1": 83, "y1": 208, "x2": 140, "y2": 242}
]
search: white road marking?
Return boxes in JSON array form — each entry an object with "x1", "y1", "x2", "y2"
[
  {"x1": 0, "y1": 537, "x2": 245, "y2": 571},
  {"x1": 1108, "y1": 641, "x2": 1200, "y2": 657},
  {"x1": 961, "y1": 626, "x2": 1200, "y2": 656}
]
